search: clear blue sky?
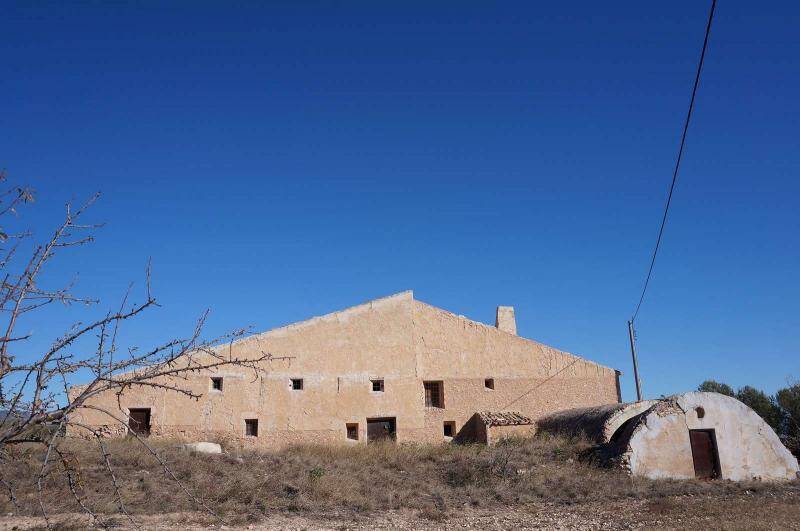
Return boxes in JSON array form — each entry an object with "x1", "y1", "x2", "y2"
[{"x1": 2, "y1": 1, "x2": 798, "y2": 402}]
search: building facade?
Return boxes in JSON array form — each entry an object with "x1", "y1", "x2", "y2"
[{"x1": 69, "y1": 291, "x2": 621, "y2": 448}]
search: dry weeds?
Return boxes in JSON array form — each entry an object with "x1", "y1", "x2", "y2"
[{"x1": 1, "y1": 434, "x2": 798, "y2": 528}]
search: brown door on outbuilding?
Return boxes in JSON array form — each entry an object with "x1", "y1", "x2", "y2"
[
  {"x1": 128, "y1": 408, "x2": 151, "y2": 436},
  {"x1": 689, "y1": 429, "x2": 720, "y2": 479},
  {"x1": 367, "y1": 417, "x2": 396, "y2": 443}
]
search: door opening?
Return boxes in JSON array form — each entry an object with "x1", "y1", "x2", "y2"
[
  {"x1": 128, "y1": 408, "x2": 151, "y2": 436},
  {"x1": 367, "y1": 417, "x2": 396, "y2": 443},
  {"x1": 689, "y1": 429, "x2": 720, "y2": 479}
]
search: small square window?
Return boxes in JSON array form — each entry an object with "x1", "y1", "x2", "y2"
[
  {"x1": 485, "y1": 378, "x2": 494, "y2": 390},
  {"x1": 211, "y1": 377, "x2": 223, "y2": 391},
  {"x1": 346, "y1": 423, "x2": 359, "y2": 440},
  {"x1": 245, "y1": 419, "x2": 258, "y2": 437},
  {"x1": 291, "y1": 378, "x2": 304, "y2": 390},
  {"x1": 371, "y1": 379, "x2": 384, "y2": 392},
  {"x1": 443, "y1": 421, "x2": 456, "y2": 438}
]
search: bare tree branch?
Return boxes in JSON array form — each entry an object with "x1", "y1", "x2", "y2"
[{"x1": 0, "y1": 173, "x2": 282, "y2": 523}]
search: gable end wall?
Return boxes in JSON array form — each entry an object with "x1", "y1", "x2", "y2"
[{"x1": 69, "y1": 293, "x2": 619, "y2": 447}]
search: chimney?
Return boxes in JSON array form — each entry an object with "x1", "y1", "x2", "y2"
[{"x1": 495, "y1": 306, "x2": 517, "y2": 335}]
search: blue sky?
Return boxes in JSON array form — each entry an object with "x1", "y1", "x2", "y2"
[{"x1": 2, "y1": 1, "x2": 798, "y2": 402}]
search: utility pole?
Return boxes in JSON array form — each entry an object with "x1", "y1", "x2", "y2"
[{"x1": 627, "y1": 320, "x2": 643, "y2": 402}]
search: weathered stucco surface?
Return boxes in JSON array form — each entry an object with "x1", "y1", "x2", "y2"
[
  {"x1": 68, "y1": 291, "x2": 619, "y2": 448},
  {"x1": 626, "y1": 392, "x2": 799, "y2": 481},
  {"x1": 539, "y1": 392, "x2": 800, "y2": 481}
]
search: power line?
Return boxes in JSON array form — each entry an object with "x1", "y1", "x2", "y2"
[{"x1": 631, "y1": 0, "x2": 717, "y2": 323}]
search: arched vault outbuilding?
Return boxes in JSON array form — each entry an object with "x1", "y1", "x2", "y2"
[{"x1": 538, "y1": 392, "x2": 799, "y2": 481}]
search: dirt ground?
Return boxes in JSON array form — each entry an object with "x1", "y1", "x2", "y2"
[{"x1": 2, "y1": 491, "x2": 799, "y2": 530}]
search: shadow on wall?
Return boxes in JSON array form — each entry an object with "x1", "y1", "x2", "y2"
[
  {"x1": 499, "y1": 358, "x2": 582, "y2": 410},
  {"x1": 454, "y1": 412, "x2": 534, "y2": 445}
]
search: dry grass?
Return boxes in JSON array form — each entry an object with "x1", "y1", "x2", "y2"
[{"x1": 1, "y1": 434, "x2": 797, "y2": 525}]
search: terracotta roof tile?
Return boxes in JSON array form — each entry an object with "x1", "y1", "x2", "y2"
[{"x1": 477, "y1": 411, "x2": 533, "y2": 426}]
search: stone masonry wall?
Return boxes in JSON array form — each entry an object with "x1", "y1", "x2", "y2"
[
  {"x1": 412, "y1": 300, "x2": 619, "y2": 443},
  {"x1": 69, "y1": 292, "x2": 619, "y2": 448}
]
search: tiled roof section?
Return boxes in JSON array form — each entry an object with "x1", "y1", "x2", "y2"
[{"x1": 477, "y1": 411, "x2": 533, "y2": 427}]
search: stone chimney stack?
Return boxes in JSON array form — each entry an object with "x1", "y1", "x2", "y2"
[{"x1": 495, "y1": 306, "x2": 517, "y2": 335}]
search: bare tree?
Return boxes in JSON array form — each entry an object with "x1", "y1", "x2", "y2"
[{"x1": 0, "y1": 171, "x2": 279, "y2": 525}]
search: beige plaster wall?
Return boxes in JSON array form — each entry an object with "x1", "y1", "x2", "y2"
[
  {"x1": 487, "y1": 424, "x2": 535, "y2": 444},
  {"x1": 69, "y1": 291, "x2": 619, "y2": 448},
  {"x1": 412, "y1": 300, "x2": 619, "y2": 442}
]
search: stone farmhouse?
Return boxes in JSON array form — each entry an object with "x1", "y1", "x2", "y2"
[{"x1": 69, "y1": 291, "x2": 621, "y2": 448}]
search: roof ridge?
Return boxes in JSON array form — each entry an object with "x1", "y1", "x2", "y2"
[{"x1": 237, "y1": 290, "x2": 414, "y2": 344}]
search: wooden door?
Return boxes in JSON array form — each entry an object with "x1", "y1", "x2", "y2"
[
  {"x1": 689, "y1": 429, "x2": 720, "y2": 479},
  {"x1": 128, "y1": 408, "x2": 151, "y2": 436}
]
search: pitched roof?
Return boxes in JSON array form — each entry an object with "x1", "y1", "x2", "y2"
[{"x1": 208, "y1": 290, "x2": 617, "y2": 375}]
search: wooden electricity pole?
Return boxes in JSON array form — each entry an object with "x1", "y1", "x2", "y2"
[{"x1": 627, "y1": 320, "x2": 643, "y2": 401}]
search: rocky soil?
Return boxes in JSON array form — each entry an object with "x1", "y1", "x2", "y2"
[{"x1": 2, "y1": 490, "x2": 799, "y2": 530}]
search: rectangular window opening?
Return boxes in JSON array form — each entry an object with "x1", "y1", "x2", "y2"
[
  {"x1": 128, "y1": 408, "x2": 151, "y2": 436},
  {"x1": 484, "y1": 378, "x2": 494, "y2": 390},
  {"x1": 366, "y1": 417, "x2": 396, "y2": 443},
  {"x1": 443, "y1": 421, "x2": 456, "y2": 438},
  {"x1": 211, "y1": 377, "x2": 223, "y2": 391},
  {"x1": 423, "y1": 381, "x2": 444, "y2": 408},
  {"x1": 346, "y1": 423, "x2": 359, "y2": 440},
  {"x1": 291, "y1": 378, "x2": 304, "y2": 390},
  {"x1": 245, "y1": 419, "x2": 259, "y2": 437},
  {"x1": 371, "y1": 379, "x2": 384, "y2": 392}
]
